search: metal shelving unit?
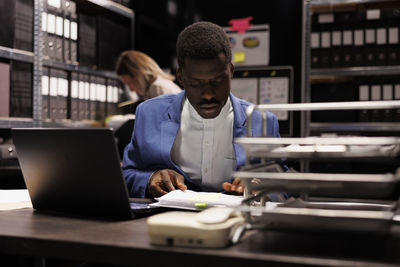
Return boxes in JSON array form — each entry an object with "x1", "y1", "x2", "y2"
[
  {"x1": 0, "y1": 0, "x2": 134, "y2": 129},
  {"x1": 303, "y1": 0, "x2": 400, "y2": 136}
]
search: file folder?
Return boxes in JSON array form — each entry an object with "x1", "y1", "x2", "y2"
[
  {"x1": 41, "y1": 67, "x2": 50, "y2": 120},
  {"x1": 78, "y1": 75, "x2": 86, "y2": 120},
  {"x1": 89, "y1": 76, "x2": 97, "y2": 120},
  {"x1": 370, "y1": 84, "x2": 382, "y2": 122},
  {"x1": 382, "y1": 84, "x2": 393, "y2": 122},
  {"x1": 358, "y1": 84, "x2": 369, "y2": 122},
  {"x1": 57, "y1": 70, "x2": 68, "y2": 120},
  {"x1": 49, "y1": 68, "x2": 58, "y2": 120},
  {"x1": 70, "y1": 72, "x2": 79, "y2": 120}
]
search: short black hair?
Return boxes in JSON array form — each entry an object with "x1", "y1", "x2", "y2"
[{"x1": 176, "y1": 21, "x2": 232, "y2": 68}]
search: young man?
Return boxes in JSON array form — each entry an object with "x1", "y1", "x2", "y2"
[{"x1": 122, "y1": 21, "x2": 284, "y2": 198}]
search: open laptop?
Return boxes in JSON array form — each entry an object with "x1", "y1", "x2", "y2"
[{"x1": 12, "y1": 128, "x2": 159, "y2": 220}]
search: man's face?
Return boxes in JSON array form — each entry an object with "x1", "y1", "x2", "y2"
[{"x1": 177, "y1": 53, "x2": 234, "y2": 119}]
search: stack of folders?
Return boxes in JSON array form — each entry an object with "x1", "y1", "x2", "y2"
[
  {"x1": 311, "y1": 7, "x2": 400, "y2": 68},
  {"x1": 42, "y1": 0, "x2": 78, "y2": 63},
  {"x1": 42, "y1": 70, "x2": 121, "y2": 121},
  {"x1": 358, "y1": 78, "x2": 400, "y2": 123},
  {"x1": 311, "y1": 76, "x2": 400, "y2": 123},
  {"x1": 0, "y1": 0, "x2": 33, "y2": 51},
  {"x1": 78, "y1": 13, "x2": 97, "y2": 67}
]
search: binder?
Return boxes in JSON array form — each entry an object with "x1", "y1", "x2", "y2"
[
  {"x1": 0, "y1": 0, "x2": 33, "y2": 51},
  {"x1": 370, "y1": 84, "x2": 381, "y2": 122},
  {"x1": 364, "y1": 9, "x2": 380, "y2": 66},
  {"x1": 14, "y1": 0, "x2": 33, "y2": 52},
  {"x1": 78, "y1": 75, "x2": 86, "y2": 120},
  {"x1": 382, "y1": 84, "x2": 393, "y2": 122},
  {"x1": 46, "y1": 0, "x2": 62, "y2": 60},
  {"x1": 0, "y1": 1, "x2": 16, "y2": 48},
  {"x1": 353, "y1": 29, "x2": 364, "y2": 66},
  {"x1": 358, "y1": 84, "x2": 369, "y2": 122},
  {"x1": 310, "y1": 31, "x2": 321, "y2": 68},
  {"x1": 335, "y1": 11, "x2": 355, "y2": 67},
  {"x1": 55, "y1": 15, "x2": 64, "y2": 61},
  {"x1": 89, "y1": 76, "x2": 97, "y2": 120},
  {"x1": 0, "y1": 62, "x2": 10, "y2": 117},
  {"x1": 63, "y1": 13, "x2": 71, "y2": 63},
  {"x1": 49, "y1": 68, "x2": 58, "y2": 120},
  {"x1": 84, "y1": 75, "x2": 91, "y2": 120},
  {"x1": 41, "y1": 67, "x2": 50, "y2": 120},
  {"x1": 330, "y1": 28, "x2": 342, "y2": 67},
  {"x1": 320, "y1": 31, "x2": 331, "y2": 68},
  {"x1": 46, "y1": 13, "x2": 57, "y2": 60},
  {"x1": 10, "y1": 61, "x2": 32, "y2": 118},
  {"x1": 96, "y1": 77, "x2": 107, "y2": 120},
  {"x1": 376, "y1": 27, "x2": 387, "y2": 66},
  {"x1": 62, "y1": 0, "x2": 76, "y2": 63},
  {"x1": 387, "y1": 26, "x2": 400, "y2": 65},
  {"x1": 42, "y1": 11, "x2": 49, "y2": 59},
  {"x1": 107, "y1": 79, "x2": 118, "y2": 116},
  {"x1": 70, "y1": 72, "x2": 79, "y2": 120},
  {"x1": 57, "y1": 70, "x2": 68, "y2": 120},
  {"x1": 70, "y1": 13, "x2": 78, "y2": 63},
  {"x1": 394, "y1": 84, "x2": 400, "y2": 122}
]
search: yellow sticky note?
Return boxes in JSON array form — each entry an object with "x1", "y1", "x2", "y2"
[{"x1": 234, "y1": 52, "x2": 245, "y2": 63}]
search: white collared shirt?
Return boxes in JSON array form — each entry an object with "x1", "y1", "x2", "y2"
[{"x1": 171, "y1": 97, "x2": 236, "y2": 191}]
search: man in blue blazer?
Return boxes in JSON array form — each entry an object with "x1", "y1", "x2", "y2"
[{"x1": 122, "y1": 21, "x2": 284, "y2": 198}]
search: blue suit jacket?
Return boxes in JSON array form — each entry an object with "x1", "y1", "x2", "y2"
[{"x1": 122, "y1": 91, "x2": 282, "y2": 198}]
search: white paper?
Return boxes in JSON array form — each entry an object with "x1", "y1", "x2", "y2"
[
  {"x1": 231, "y1": 78, "x2": 258, "y2": 104},
  {"x1": 0, "y1": 189, "x2": 31, "y2": 203},
  {"x1": 151, "y1": 190, "x2": 243, "y2": 210},
  {"x1": 259, "y1": 77, "x2": 289, "y2": 120}
]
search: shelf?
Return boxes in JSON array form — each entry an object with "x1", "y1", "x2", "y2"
[
  {"x1": 310, "y1": 122, "x2": 400, "y2": 132},
  {"x1": 310, "y1": 0, "x2": 399, "y2": 7},
  {"x1": 0, "y1": 46, "x2": 118, "y2": 79},
  {"x1": 76, "y1": 0, "x2": 134, "y2": 20},
  {"x1": 0, "y1": 118, "x2": 100, "y2": 129},
  {"x1": 311, "y1": 66, "x2": 400, "y2": 77},
  {"x1": 0, "y1": 46, "x2": 34, "y2": 64},
  {"x1": 43, "y1": 59, "x2": 119, "y2": 79}
]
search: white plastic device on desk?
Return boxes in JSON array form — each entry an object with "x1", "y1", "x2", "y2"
[{"x1": 147, "y1": 207, "x2": 247, "y2": 248}]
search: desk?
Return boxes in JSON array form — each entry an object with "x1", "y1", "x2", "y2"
[{"x1": 0, "y1": 208, "x2": 400, "y2": 267}]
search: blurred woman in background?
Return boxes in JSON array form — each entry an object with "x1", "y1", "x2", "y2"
[{"x1": 116, "y1": 50, "x2": 181, "y2": 106}]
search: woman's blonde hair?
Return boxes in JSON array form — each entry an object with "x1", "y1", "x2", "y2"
[{"x1": 115, "y1": 50, "x2": 175, "y2": 93}]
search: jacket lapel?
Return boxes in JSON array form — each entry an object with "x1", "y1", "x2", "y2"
[{"x1": 230, "y1": 93, "x2": 248, "y2": 169}]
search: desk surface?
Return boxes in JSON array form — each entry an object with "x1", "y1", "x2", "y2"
[{"x1": 0, "y1": 208, "x2": 400, "y2": 267}]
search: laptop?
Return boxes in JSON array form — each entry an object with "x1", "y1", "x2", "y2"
[{"x1": 12, "y1": 128, "x2": 159, "y2": 220}]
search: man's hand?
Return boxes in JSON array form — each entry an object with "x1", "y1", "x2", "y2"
[
  {"x1": 222, "y1": 178, "x2": 244, "y2": 195},
  {"x1": 148, "y1": 169, "x2": 187, "y2": 197}
]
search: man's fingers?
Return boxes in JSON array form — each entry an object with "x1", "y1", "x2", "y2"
[
  {"x1": 169, "y1": 170, "x2": 187, "y2": 191},
  {"x1": 160, "y1": 170, "x2": 176, "y2": 192},
  {"x1": 222, "y1": 182, "x2": 231, "y2": 192},
  {"x1": 232, "y1": 178, "x2": 241, "y2": 186}
]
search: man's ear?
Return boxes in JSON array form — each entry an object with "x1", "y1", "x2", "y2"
[
  {"x1": 176, "y1": 68, "x2": 184, "y2": 87},
  {"x1": 229, "y1": 63, "x2": 235, "y2": 78}
]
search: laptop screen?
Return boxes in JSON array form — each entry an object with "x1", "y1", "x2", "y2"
[{"x1": 12, "y1": 128, "x2": 134, "y2": 220}]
